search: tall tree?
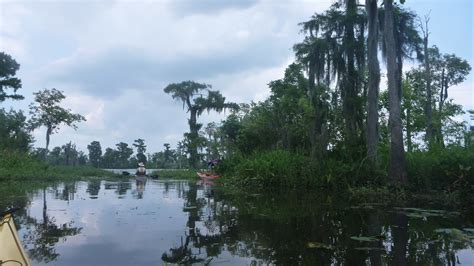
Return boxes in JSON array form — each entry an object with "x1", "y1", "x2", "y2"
[
  {"x1": 102, "y1": 147, "x2": 119, "y2": 169},
  {"x1": 410, "y1": 47, "x2": 471, "y2": 147},
  {"x1": 366, "y1": 0, "x2": 381, "y2": 165},
  {"x1": 116, "y1": 142, "x2": 133, "y2": 168},
  {"x1": 432, "y1": 50, "x2": 471, "y2": 146},
  {"x1": 164, "y1": 81, "x2": 237, "y2": 168},
  {"x1": 133, "y1": 138, "x2": 147, "y2": 163},
  {"x1": 163, "y1": 143, "x2": 174, "y2": 167},
  {"x1": 0, "y1": 52, "x2": 23, "y2": 102},
  {"x1": 87, "y1": 141, "x2": 102, "y2": 168},
  {"x1": 29, "y1": 89, "x2": 85, "y2": 150},
  {"x1": 418, "y1": 13, "x2": 435, "y2": 148},
  {"x1": 384, "y1": 0, "x2": 407, "y2": 184},
  {"x1": 294, "y1": 32, "x2": 331, "y2": 159},
  {"x1": 296, "y1": 1, "x2": 366, "y2": 158}
]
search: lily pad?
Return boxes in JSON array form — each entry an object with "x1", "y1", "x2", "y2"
[
  {"x1": 354, "y1": 247, "x2": 386, "y2": 251},
  {"x1": 350, "y1": 235, "x2": 385, "y2": 242},
  {"x1": 307, "y1": 242, "x2": 333, "y2": 250}
]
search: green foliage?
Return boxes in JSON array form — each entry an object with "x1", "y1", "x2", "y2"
[
  {"x1": 0, "y1": 52, "x2": 23, "y2": 102},
  {"x1": 0, "y1": 108, "x2": 33, "y2": 152},
  {"x1": 43, "y1": 142, "x2": 87, "y2": 166},
  {"x1": 28, "y1": 88, "x2": 86, "y2": 150},
  {"x1": 218, "y1": 150, "x2": 385, "y2": 189},
  {"x1": 164, "y1": 81, "x2": 237, "y2": 168},
  {"x1": 133, "y1": 138, "x2": 147, "y2": 163},
  {"x1": 150, "y1": 169, "x2": 198, "y2": 179},
  {"x1": 87, "y1": 141, "x2": 102, "y2": 167},
  {"x1": 115, "y1": 142, "x2": 133, "y2": 167},
  {"x1": 0, "y1": 150, "x2": 114, "y2": 180},
  {"x1": 406, "y1": 146, "x2": 474, "y2": 191}
]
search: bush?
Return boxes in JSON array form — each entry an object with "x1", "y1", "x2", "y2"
[
  {"x1": 218, "y1": 150, "x2": 385, "y2": 189},
  {"x1": 407, "y1": 146, "x2": 474, "y2": 191}
]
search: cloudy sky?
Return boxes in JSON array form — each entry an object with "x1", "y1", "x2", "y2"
[{"x1": 1, "y1": 0, "x2": 472, "y2": 154}]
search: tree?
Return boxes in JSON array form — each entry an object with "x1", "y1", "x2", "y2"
[
  {"x1": 62, "y1": 141, "x2": 75, "y2": 166},
  {"x1": 404, "y1": 48, "x2": 470, "y2": 148},
  {"x1": 29, "y1": 89, "x2": 86, "y2": 150},
  {"x1": 0, "y1": 52, "x2": 23, "y2": 102},
  {"x1": 87, "y1": 141, "x2": 102, "y2": 168},
  {"x1": 116, "y1": 142, "x2": 133, "y2": 168},
  {"x1": 296, "y1": 1, "x2": 367, "y2": 158},
  {"x1": 102, "y1": 147, "x2": 119, "y2": 168},
  {"x1": 431, "y1": 50, "x2": 471, "y2": 146},
  {"x1": 163, "y1": 143, "x2": 174, "y2": 167},
  {"x1": 384, "y1": 0, "x2": 407, "y2": 184},
  {"x1": 0, "y1": 108, "x2": 32, "y2": 152},
  {"x1": 267, "y1": 64, "x2": 311, "y2": 153},
  {"x1": 418, "y1": 13, "x2": 435, "y2": 148},
  {"x1": 366, "y1": 0, "x2": 381, "y2": 165},
  {"x1": 164, "y1": 81, "x2": 237, "y2": 168},
  {"x1": 133, "y1": 138, "x2": 147, "y2": 163}
]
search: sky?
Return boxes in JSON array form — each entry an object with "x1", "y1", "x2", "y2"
[{"x1": 0, "y1": 0, "x2": 472, "y2": 154}]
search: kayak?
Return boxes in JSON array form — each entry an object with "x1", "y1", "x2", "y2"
[
  {"x1": 0, "y1": 211, "x2": 31, "y2": 266},
  {"x1": 197, "y1": 172, "x2": 220, "y2": 180}
]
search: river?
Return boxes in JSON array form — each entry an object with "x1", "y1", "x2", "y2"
[{"x1": 2, "y1": 178, "x2": 474, "y2": 265}]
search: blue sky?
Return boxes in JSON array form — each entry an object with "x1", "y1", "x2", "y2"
[{"x1": 0, "y1": 0, "x2": 472, "y2": 153}]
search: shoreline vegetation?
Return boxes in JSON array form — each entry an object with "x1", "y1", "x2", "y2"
[
  {"x1": 215, "y1": 147, "x2": 474, "y2": 210},
  {"x1": 1, "y1": 149, "x2": 473, "y2": 211},
  {"x1": 0, "y1": 151, "x2": 117, "y2": 181}
]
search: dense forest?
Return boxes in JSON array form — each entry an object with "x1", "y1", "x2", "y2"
[{"x1": 1, "y1": 0, "x2": 473, "y2": 200}]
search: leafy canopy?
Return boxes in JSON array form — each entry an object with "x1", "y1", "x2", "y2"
[{"x1": 0, "y1": 52, "x2": 23, "y2": 102}]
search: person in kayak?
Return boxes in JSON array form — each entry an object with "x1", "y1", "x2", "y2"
[{"x1": 136, "y1": 162, "x2": 146, "y2": 176}]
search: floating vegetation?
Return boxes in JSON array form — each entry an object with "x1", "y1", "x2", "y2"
[
  {"x1": 307, "y1": 242, "x2": 334, "y2": 250},
  {"x1": 353, "y1": 247, "x2": 386, "y2": 251},
  {"x1": 350, "y1": 235, "x2": 386, "y2": 242},
  {"x1": 395, "y1": 207, "x2": 460, "y2": 219}
]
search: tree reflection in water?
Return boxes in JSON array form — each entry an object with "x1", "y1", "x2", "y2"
[
  {"x1": 163, "y1": 183, "x2": 474, "y2": 265},
  {"x1": 22, "y1": 186, "x2": 82, "y2": 263},
  {"x1": 2, "y1": 180, "x2": 472, "y2": 264}
]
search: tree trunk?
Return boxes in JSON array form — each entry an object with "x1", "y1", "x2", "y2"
[
  {"x1": 45, "y1": 126, "x2": 52, "y2": 151},
  {"x1": 406, "y1": 107, "x2": 412, "y2": 152},
  {"x1": 308, "y1": 63, "x2": 326, "y2": 159},
  {"x1": 436, "y1": 69, "x2": 447, "y2": 147},
  {"x1": 188, "y1": 109, "x2": 199, "y2": 169},
  {"x1": 384, "y1": 0, "x2": 408, "y2": 185},
  {"x1": 366, "y1": 0, "x2": 380, "y2": 165},
  {"x1": 343, "y1": 0, "x2": 359, "y2": 150},
  {"x1": 423, "y1": 33, "x2": 435, "y2": 149}
]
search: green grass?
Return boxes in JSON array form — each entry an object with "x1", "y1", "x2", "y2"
[{"x1": 0, "y1": 150, "x2": 117, "y2": 181}]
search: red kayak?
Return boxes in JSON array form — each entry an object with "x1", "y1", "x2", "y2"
[{"x1": 197, "y1": 172, "x2": 220, "y2": 179}]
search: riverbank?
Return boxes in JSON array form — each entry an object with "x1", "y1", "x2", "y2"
[
  {"x1": 216, "y1": 147, "x2": 474, "y2": 210},
  {"x1": 150, "y1": 169, "x2": 199, "y2": 179}
]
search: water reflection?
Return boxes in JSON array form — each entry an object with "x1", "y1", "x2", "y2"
[{"x1": 0, "y1": 180, "x2": 472, "y2": 265}]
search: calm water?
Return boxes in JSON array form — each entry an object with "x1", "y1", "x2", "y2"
[{"x1": 3, "y1": 178, "x2": 474, "y2": 265}]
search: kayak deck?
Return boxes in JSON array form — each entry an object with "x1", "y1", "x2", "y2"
[{"x1": 0, "y1": 213, "x2": 31, "y2": 266}]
